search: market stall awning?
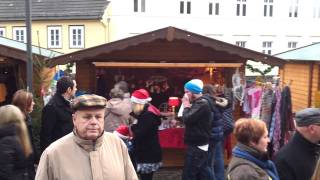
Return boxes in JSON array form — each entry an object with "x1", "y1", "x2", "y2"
[
  {"x1": 92, "y1": 62, "x2": 243, "y2": 68},
  {"x1": 48, "y1": 26, "x2": 286, "y2": 67}
]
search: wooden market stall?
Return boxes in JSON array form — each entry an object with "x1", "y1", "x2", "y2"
[
  {"x1": 275, "y1": 42, "x2": 320, "y2": 112},
  {"x1": 48, "y1": 26, "x2": 286, "y2": 166},
  {"x1": 0, "y1": 36, "x2": 62, "y2": 105}
]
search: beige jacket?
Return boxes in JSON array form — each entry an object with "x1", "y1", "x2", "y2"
[{"x1": 35, "y1": 132, "x2": 138, "y2": 180}]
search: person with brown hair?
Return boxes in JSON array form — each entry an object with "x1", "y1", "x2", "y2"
[
  {"x1": 12, "y1": 89, "x2": 37, "y2": 180},
  {"x1": 226, "y1": 118, "x2": 279, "y2": 180},
  {"x1": 0, "y1": 105, "x2": 33, "y2": 180}
]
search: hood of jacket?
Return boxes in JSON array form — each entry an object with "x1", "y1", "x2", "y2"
[{"x1": 106, "y1": 98, "x2": 132, "y2": 116}]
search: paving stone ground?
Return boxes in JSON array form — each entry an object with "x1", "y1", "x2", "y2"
[{"x1": 153, "y1": 167, "x2": 182, "y2": 180}]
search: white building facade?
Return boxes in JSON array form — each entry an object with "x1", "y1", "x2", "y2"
[{"x1": 105, "y1": 0, "x2": 320, "y2": 75}]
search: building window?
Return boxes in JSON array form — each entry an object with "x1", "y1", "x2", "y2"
[
  {"x1": 236, "y1": 0, "x2": 246, "y2": 16},
  {"x1": 47, "y1": 26, "x2": 62, "y2": 49},
  {"x1": 236, "y1": 41, "x2": 246, "y2": 47},
  {"x1": 0, "y1": 27, "x2": 5, "y2": 37},
  {"x1": 69, "y1": 26, "x2": 84, "y2": 49},
  {"x1": 262, "y1": 41, "x2": 272, "y2": 55},
  {"x1": 264, "y1": 0, "x2": 273, "y2": 17},
  {"x1": 134, "y1": 0, "x2": 145, "y2": 12},
  {"x1": 313, "y1": 0, "x2": 320, "y2": 18},
  {"x1": 209, "y1": 1, "x2": 219, "y2": 15},
  {"x1": 13, "y1": 27, "x2": 26, "y2": 43},
  {"x1": 288, "y1": 41, "x2": 297, "y2": 49},
  {"x1": 180, "y1": 1, "x2": 191, "y2": 14},
  {"x1": 289, "y1": 0, "x2": 298, "y2": 17}
]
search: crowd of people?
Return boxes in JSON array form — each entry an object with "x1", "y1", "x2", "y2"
[{"x1": 0, "y1": 76, "x2": 319, "y2": 180}]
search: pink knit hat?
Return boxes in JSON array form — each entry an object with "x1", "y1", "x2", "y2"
[{"x1": 130, "y1": 89, "x2": 152, "y2": 104}]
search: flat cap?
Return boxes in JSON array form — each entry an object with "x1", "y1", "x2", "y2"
[
  {"x1": 71, "y1": 94, "x2": 106, "y2": 111},
  {"x1": 295, "y1": 108, "x2": 320, "y2": 127}
]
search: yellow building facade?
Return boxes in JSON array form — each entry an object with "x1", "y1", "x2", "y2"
[
  {"x1": 0, "y1": 0, "x2": 111, "y2": 54},
  {"x1": 1, "y1": 20, "x2": 109, "y2": 54}
]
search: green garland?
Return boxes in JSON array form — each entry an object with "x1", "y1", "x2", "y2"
[{"x1": 246, "y1": 64, "x2": 273, "y2": 76}]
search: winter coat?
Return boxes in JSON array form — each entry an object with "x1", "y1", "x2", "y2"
[
  {"x1": 274, "y1": 131, "x2": 320, "y2": 180},
  {"x1": 40, "y1": 93, "x2": 73, "y2": 152},
  {"x1": 227, "y1": 144, "x2": 278, "y2": 180},
  {"x1": 182, "y1": 96, "x2": 212, "y2": 146},
  {"x1": 104, "y1": 98, "x2": 132, "y2": 132},
  {"x1": 131, "y1": 104, "x2": 162, "y2": 163},
  {"x1": 35, "y1": 132, "x2": 138, "y2": 180},
  {"x1": 0, "y1": 124, "x2": 28, "y2": 180},
  {"x1": 202, "y1": 94, "x2": 224, "y2": 141}
]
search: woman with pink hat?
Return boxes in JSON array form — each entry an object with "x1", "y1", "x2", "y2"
[{"x1": 130, "y1": 89, "x2": 162, "y2": 180}]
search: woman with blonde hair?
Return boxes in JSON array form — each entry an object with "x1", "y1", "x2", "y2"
[
  {"x1": 312, "y1": 159, "x2": 320, "y2": 180},
  {"x1": 12, "y1": 89, "x2": 36, "y2": 180},
  {"x1": 226, "y1": 118, "x2": 279, "y2": 180},
  {"x1": 130, "y1": 89, "x2": 162, "y2": 180},
  {"x1": 0, "y1": 105, "x2": 32, "y2": 180}
]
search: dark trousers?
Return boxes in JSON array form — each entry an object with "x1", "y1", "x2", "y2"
[
  {"x1": 207, "y1": 140, "x2": 224, "y2": 180},
  {"x1": 182, "y1": 145, "x2": 210, "y2": 180}
]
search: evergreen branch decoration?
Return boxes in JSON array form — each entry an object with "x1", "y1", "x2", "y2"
[{"x1": 246, "y1": 64, "x2": 273, "y2": 76}]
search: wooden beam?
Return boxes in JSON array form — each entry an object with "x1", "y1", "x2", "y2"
[{"x1": 92, "y1": 62, "x2": 243, "y2": 68}]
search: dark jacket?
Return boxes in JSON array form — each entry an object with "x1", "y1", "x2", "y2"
[
  {"x1": 131, "y1": 104, "x2": 162, "y2": 163},
  {"x1": 0, "y1": 124, "x2": 28, "y2": 180},
  {"x1": 25, "y1": 115, "x2": 36, "y2": 180},
  {"x1": 40, "y1": 93, "x2": 73, "y2": 152},
  {"x1": 227, "y1": 144, "x2": 278, "y2": 180},
  {"x1": 202, "y1": 94, "x2": 224, "y2": 141},
  {"x1": 274, "y1": 131, "x2": 320, "y2": 180},
  {"x1": 182, "y1": 96, "x2": 212, "y2": 146}
]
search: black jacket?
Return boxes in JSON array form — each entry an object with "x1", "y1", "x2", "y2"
[
  {"x1": 0, "y1": 124, "x2": 28, "y2": 180},
  {"x1": 131, "y1": 104, "x2": 162, "y2": 163},
  {"x1": 274, "y1": 131, "x2": 320, "y2": 180},
  {"x1": 182, "y1": 96, "x2": 212, "y2": 146},
  {"x1": 202, "y1": 94, "x2": 224, "y2": 141},
  {"x1": 40, "y1": 93, "x2": 73, "y2": 152}
]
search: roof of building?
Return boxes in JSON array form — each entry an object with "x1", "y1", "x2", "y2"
[
  {"x1": 0, "y1": 0, "x2": 109, "y2": 21},
  {"x1": 275, "y1": 42, "x2": 320, "y2": 61},
  {"x1": 0, "y1": 36, "x2": 63, "y2": 62},
  {"x1": 48, "y1": 26, "x2": 287, "y2": 67}
]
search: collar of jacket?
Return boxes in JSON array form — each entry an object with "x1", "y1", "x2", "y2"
[
  {"x1": 72, "y1": 130, "x2": 104, "y2": 152},
  {"x1": 237, "y1": 143, "x2": 269, "y2": 161},
  {"x1": 295, "y1": 131, "x2": 320, "y2": 152},
  {"x1": 54, "y1": 93, "x2": 71, "y2": 107}
]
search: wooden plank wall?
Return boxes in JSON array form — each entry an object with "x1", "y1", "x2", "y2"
[
  {"x1": 76, "y1": 62, "x2": 96, "y2": 93},
  {"x1": 282, "y1": 63, "x2": 310, "y2": 112},
  {"x1": 311, "y1": 64, "x2": 319, "y2": 107}
]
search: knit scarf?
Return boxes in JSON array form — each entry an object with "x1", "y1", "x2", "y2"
[{"x1": 233, "y1": 146, "x2": 279, "y2": 180}]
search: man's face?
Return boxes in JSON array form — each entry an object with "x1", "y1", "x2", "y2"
[
  {"x1": 184, "y1": 89, "x2": 197, "y2": 102},
  {"x1": 73, "y1": 108, "x2": 105, "y2": 140}
]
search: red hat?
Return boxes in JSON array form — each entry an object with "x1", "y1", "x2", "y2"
[
  {"x1": 114, "y1": 125, "x2": 130, "y2": 139},
  {"x1": 131, "y1": 89, "x2": 152, "y2": 104}
]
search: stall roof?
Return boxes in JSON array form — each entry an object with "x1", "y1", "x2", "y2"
[
  {"x1": 0, "y1": 36, "x2": 63, "y2": 62},
  {"x1": 48, "y1": 26, "x2": 287, "y2": 67},
  {"x1": 275, "y1": 42, "x2": 320, "y2": 61}
]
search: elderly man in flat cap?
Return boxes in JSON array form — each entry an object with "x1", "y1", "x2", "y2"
[
  {"x1": 35, "y1": 94, "x2": 138, "y2": 180},
  {"x1": 274, "y1": 108, "x2": 320, "y2": 180}
]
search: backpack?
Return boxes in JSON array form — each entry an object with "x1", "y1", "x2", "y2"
[
  {"x1": 203, "y1": 95, "x2": 234, "y2": 136},
  {"x1": 221, "y1": 106, "x2": 234, "y2": 136}
]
